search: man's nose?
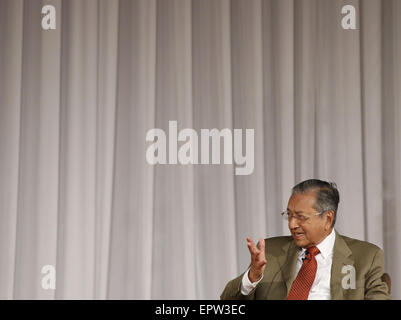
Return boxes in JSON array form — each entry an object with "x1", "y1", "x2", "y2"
[{"x1": 288, "y1": 216, "x2": 300, "y2": 230}]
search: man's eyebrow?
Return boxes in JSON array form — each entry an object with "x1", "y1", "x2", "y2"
[{"x1": 287, "y1": 208, "x2": 305, "y2": 214}]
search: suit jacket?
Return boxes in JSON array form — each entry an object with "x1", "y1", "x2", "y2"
[{"x1": 220, "y1": 231, "x2": 391, "y2": 300}]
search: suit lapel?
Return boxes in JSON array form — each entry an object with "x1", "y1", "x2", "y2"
[
  {"x1": 278, "y1": 240, "x2": 300, "y2": 297},
  {"x1": 330, "y1": 231, "x2": 354, "y2": 300},
  {"x1": 276, "y1": 232, "x2": 355, "y2": 299}
]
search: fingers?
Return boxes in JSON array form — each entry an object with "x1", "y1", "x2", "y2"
[
  {"x1": 246, "y1": 237, "x2": 258, "y2": 255},
  {"x1": 247, "y1": 237, "x2": 267, "y2": 280},
  {"x1": 256, "y1": 239, "x2": 266, "y2": 264},
  {"x1": 258, "y1": 238, "x2": 265, "y2": 252},
  {"x1": 247, "y1": 237, "x2": 266, "y2": 256}
]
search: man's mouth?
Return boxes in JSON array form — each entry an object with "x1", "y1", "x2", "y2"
[{"x1": 293, "y1": 232, "x2": 305, "y2": 239}]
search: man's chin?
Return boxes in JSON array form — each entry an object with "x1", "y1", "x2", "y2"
[{"x1": 292, "y1": 235, "x2": 308, "y2": 247}]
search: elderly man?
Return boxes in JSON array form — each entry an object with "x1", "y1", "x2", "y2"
[{"x1": 220, "y1": 179, "x2": 391, "y2": 300}]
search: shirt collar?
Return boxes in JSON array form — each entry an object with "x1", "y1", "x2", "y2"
[{"x1": 299, "y1": 228, "x2": 336, "y2": 260}]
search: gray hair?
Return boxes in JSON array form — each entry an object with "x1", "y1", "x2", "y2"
[{"x1": 291, "y1": 179, "x2": 340, "y2": 227}]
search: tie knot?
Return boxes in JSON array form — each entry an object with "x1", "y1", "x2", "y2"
[{"x1": 306, "y1": 246, "x2": 320, "y2": 258}]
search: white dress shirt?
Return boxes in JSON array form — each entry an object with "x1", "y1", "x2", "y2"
[{"x1": 241, "y1": 228, "x2": 336, "y2": 299}]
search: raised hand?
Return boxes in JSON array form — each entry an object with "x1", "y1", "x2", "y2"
[{"x1": 246, "y1": 237, "x2": 267, "y2": 283}]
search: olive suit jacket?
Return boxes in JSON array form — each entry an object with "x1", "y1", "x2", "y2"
[{"x1": 220, "y1": 231, "x2": 391, "y2": 300}]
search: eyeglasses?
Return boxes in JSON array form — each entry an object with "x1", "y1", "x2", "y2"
[{"x1": 280, "y1": 210, "x2": 326, "y2": 223}]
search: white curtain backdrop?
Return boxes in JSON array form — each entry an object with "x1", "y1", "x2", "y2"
[{"x1": 0, "y1": 0, "x2": 400, "y2": 299}]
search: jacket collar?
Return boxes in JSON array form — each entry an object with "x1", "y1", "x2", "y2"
[
  {"x1": 278, "y1": 230, "x2": 354, "y2": 299},
  {"x1": 330, "y1": 230, "x2": 354, "y2": 299},
  {"x1": 278, "y1": 239, "x2": 299, "y2": 297}
]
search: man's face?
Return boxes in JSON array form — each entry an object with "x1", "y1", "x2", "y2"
[{"x1": 287, "y1": 190, "x2": 333, "y2": 248}]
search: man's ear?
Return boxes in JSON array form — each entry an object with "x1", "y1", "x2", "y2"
[{"x1": 325, "y1": 210, "x2": 334, "y2": 230}]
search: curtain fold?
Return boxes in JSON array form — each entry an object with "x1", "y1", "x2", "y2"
[
  {"x1": 0, "y1": 0, "x2": 400, "y2": 299},
  {"x1": 192, "y1": 0, "x2": 237, "y2": 299},
  {"x1": 0, "y1": 0, "x2": 24, "y2": 299},
  {"x1": 108, "y1": 0, "x2": 156, "y2": 299}
]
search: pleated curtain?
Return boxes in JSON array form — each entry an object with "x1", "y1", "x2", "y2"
[{"x1": 0, "y1": 0, "x2": 400, "y2": 299}]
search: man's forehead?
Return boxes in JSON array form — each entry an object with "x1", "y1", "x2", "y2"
[{"x1": 287, "y1": 190, "x2": 317, "y2": 209}]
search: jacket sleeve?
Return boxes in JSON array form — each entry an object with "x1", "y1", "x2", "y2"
[
  {"x1": 220, "y1": 272, "x2": 257, "y2": 300},
  {"x1": 364, "y1": 248, "x2": 392, "y2": 300}
]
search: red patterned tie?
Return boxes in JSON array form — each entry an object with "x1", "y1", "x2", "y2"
[{"x1": 287, "y1": 246, "x2": 320, "y2": 300}]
